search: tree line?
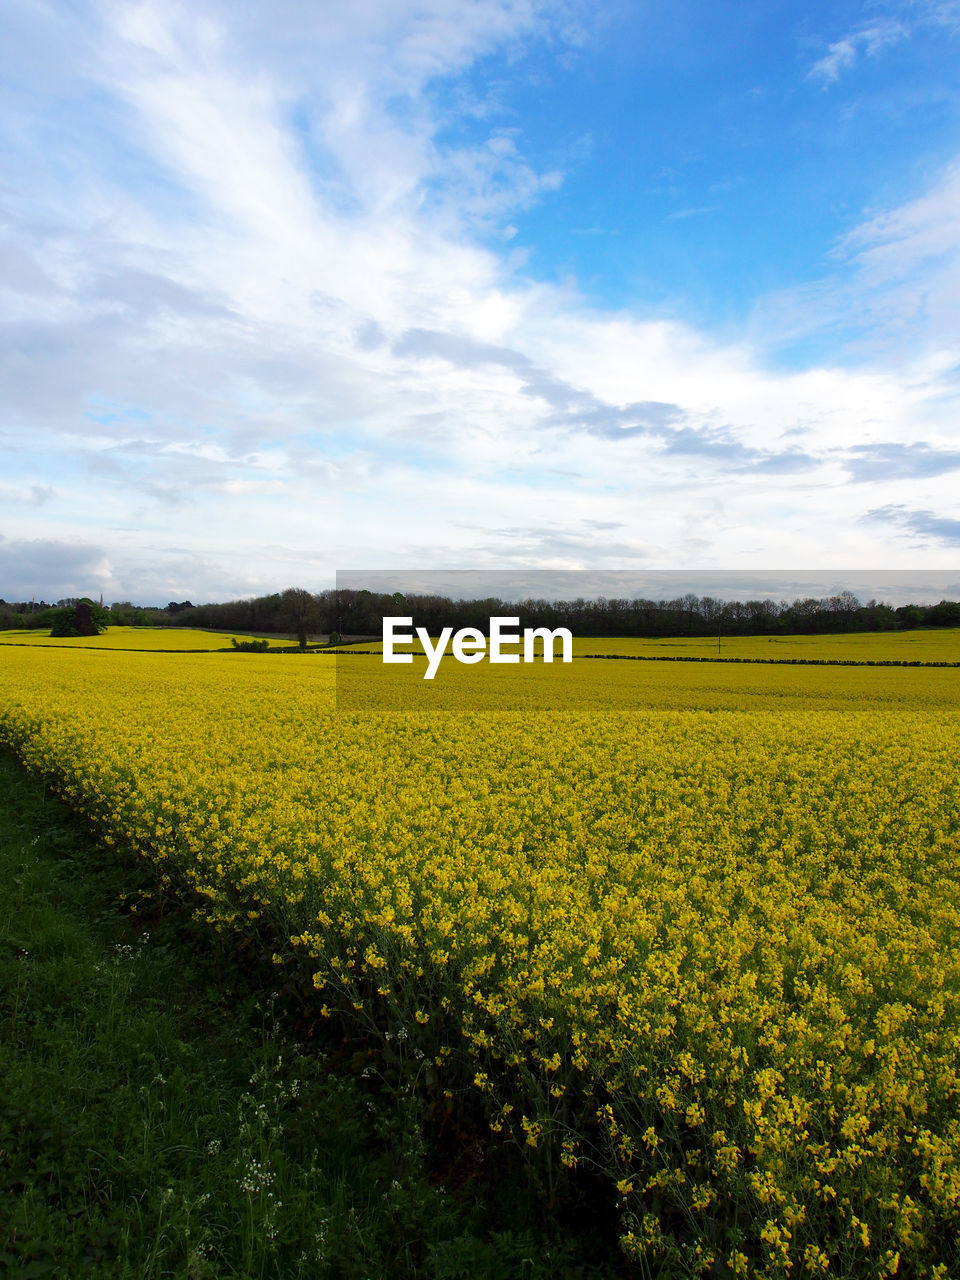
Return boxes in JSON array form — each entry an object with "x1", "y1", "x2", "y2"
[{"x1": 4, "y1": 588, "x2": 959, "y2": 640}]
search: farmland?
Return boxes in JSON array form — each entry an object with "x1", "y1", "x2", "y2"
[
  {"x1": 337, "y1": 627, "x2": 960, "y2": 664},
  {"x1": 0, "y1": 626, "x2": 295, "y2": 650},
  {"x1": 1, "y1": 638, "x2": 958, "y2": 1277}
]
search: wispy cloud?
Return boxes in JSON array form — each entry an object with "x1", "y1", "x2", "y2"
[
  {"x1": 807, "y1": 19, "x2": 907, "y2": 84},
  {"x1": 665, "y1": 205, "x2": 719, "y2": 222},
  {"x1": 835, "y1": 159, "x2": 960, "y2": 346},
  {"x1": 749, "y1": 156, "x2": 960, "y2": 359},
  {"x1": 0, "y1": 484, "x2": 55, "y2": 508},
  {"x1": 807, "y1": 2, "x2": 960, "y2": 84}
]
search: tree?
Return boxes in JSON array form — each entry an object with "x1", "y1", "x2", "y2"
[
  {"x1": 48, "y1": 599, "x2": 109, "y2": 637},
  {"x1": 281, "y1": 588, "x2": 319, "y2": 651},
  {"x1": 0, "y1": 600, "x2": 24, "y2": 629},
  {"x1": 930, "y1": 600, "x2": 960, "y2": 627}
]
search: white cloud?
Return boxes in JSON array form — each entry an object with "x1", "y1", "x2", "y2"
[
  {"x1": 750, "y1": 156, "x2": 960, "y2": 364},
  {"x1": 836, "y1": 158, "x2": 960, "y2": 337},
  {"x1": 808, "y1": 37, "x2": 860, "y2": 84},
  {"x1": 807, "y1": 4, "x2": 959, "y2": 83}
]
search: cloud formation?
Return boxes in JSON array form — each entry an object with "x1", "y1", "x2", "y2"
[
  {"x1": 864, "y1": 505, "x2": 960, "y2": 546},
  {"x1": 1, "y1": 0, "x2": 959, "y2": 599},
  {"x1": 806, "y1": 2, "x2": 960, "y2": 83},
  {"x1": 807, "y1": 19, "x2": 907, "y2": 83},
  {"x1": 845, "y1": 442, "x2": 960, "y2": 483},
  {"x1": 0, "y1": 535, "x2": 114, "y2": 602}
]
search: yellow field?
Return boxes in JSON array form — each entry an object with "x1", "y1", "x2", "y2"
[
  {"x1": 0, "y1": 626, "x2": 293, "y2": 650},
  {"x1": 578, "y1": 627, "x2": 960, "y2": 662},
  {"x1": 1, "y1": 645, "x2": 958, "y2": 1277},
  {"x1": 341, "y1": 627, "x2": 960, "y2": 663},
  {"x1": 5, "y1": 623, "x2": 958, "y2": 662}
]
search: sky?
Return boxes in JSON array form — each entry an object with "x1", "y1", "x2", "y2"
[{"x1": 2, "y1": 0, "x2": 960, "y2": 605}]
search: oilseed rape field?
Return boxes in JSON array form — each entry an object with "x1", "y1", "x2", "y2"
[
  {"x1": 0, "y1": 626, "x2": 292, "y2": 650},
  {"x1": 1, "y1": 638, "x2": 958, "y2": 1278},
  {"x1": 336, "y1": 627, "x2": 960, "y2": 664}
]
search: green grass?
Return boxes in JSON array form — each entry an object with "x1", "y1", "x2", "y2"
[{"x1": 0, "y1": 751, "x2": 622, "y2": 1279}]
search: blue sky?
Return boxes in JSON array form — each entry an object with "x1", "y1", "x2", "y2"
[{"x1": 2, "y1": 0, "x2": 959, "y2": 603}]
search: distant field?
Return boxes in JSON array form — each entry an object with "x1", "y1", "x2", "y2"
[
  {"x1": 578, "y1": 628, "x2": 960, "y2": 661},
  {"x1": 4, "y1": 625, "x2": 957, "y2": 662},
  {"x1": 0, "y1": 626, "x2": 294, "y2": 650},
  {"x1": 336, "y1": 627, "x2": 960, "y2": 663}
]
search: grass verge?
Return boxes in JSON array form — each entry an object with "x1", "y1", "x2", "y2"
[{"x1": 0, "y1": 750, "x2": 621, "y2": 1279}]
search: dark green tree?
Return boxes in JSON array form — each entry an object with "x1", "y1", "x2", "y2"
[
  {"x1": 281, "y1": 588, "x2": 319, "y2": 651},
  {"x1": 48, "y1": 599, "x2": 109, "y2": 637}
]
